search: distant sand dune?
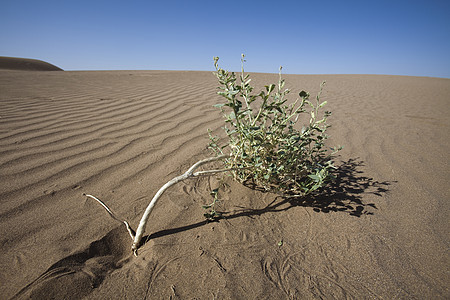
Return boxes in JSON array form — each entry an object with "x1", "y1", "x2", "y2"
[
  {"x1": 0, "y1": 56, "x2": 63, "y2": 71},
  {"x1": 0, "y1": 70, "x2": 448, "y2": 299}
]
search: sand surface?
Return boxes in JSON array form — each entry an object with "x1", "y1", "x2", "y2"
[
  {"x1": 0, "y1": 68, "x2": 448, "y2": 299},
  {"x1": 0, "y1": 57, "x2": 63, "y2": 71}
]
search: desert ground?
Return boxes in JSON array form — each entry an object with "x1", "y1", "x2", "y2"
[{"x1": 0, "y1": 58, "x2": 449, "y2": 299}]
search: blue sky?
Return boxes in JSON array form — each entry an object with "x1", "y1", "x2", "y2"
[{"x1": 1, "y1": 0, "x2": 449, "y2": 77}]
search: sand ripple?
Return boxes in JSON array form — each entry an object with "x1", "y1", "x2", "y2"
[{"x1": 0, "y1": 71, "x2": 448, "y2": 299}]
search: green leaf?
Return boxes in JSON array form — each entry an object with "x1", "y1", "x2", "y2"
[
  {"x1": 319, "y1": 101, "x2": 327, "y2": 108},
  {"x1": 213, "y1": 103, "x2": 226, "y2": 108},
  {"x1": 266, "y1": 84, "x2": 275, "y2": 93},
  {"x1": 308, "y1": 174, "x2": 320, "y2": 181},
  {"x1": 299, "y1": 90, "x2": 308, "y2": 98}
]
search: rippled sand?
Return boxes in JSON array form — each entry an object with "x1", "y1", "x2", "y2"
[{"x1": 0, "y1": 69, "x2": 448, "y2": 299}]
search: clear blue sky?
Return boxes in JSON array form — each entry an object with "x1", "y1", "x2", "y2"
[{"x1": 1, "y1": 0, "x2": 449, "y2": 77}]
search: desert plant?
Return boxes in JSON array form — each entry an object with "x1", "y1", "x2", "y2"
[
  {"x1": 202, "y1": 188, "x2": 222, "y2": 221},
  {"x1": 209, "y1": 54, "x2": 341, "y2": 197},
  {"x1": 84, "y1": 55, "x2": 340, "y2": 255}
]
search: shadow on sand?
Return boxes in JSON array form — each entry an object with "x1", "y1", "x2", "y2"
[
  {"x1": 287, "y1": 158, "x2": 392, "y2": 216},
  {"x1": 13, "y1": 159, "x2": 392, "y2": 299},
  {"x1": 145, "y1": 158, "x2": 394, "y2": 243}
]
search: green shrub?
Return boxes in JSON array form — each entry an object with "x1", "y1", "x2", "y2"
[{"x1": 209, "y1": 55, "x2": 341, "y2": 197}]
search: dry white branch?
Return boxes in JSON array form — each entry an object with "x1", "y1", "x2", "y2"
[
  {"x1": 131, "y1": 155, "x2": 228, "y2": 255},
  {"x1": 83, "y1": 194, "x2": 136, "y2": 239},
  {"x1": 83, "y1": 155, "x2": 230, "y2": 256}
]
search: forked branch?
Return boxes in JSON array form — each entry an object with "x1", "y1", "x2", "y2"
[
  {"x1": 83, "y1": 193, "x2": 136, "y2": 239},
  {"x1": 84, "y1": 155, "x2": 229, "y2": 256},
  {"x1": 131, "y1": 154, "x2": 228, "y2": 255}
]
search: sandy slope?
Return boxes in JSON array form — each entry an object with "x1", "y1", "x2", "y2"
[
  {"x1": 0, "y1": 70, "x2": 448, "y2": 299},
  {"x1": 0, "y1": 57, "x2": 63, "y2": 71}
]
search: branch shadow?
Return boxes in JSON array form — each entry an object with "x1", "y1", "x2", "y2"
[
  {"x1": 286, "y1": 158, "x2": 394, "y2": 216},
  {"x1": 142, "y1": 158, "x2": 394, "y2": 245}
]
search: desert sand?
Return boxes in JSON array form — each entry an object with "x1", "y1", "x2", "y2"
[
  {"x1": 0, "y1": 57, "x2": 63, "y2": 71},
  {"x1": 0, "y1": 59, "x2": 449, "y2": 299}
]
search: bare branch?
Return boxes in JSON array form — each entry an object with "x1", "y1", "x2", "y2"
[
  {"x1": 84, "y1": 193, "x2": 136, "y2": 240},
  {"x1": 193, "y1": 167, "x2": 237, "y2": 176},
  {"x1": 131, "y1": 155, "x2": 228, "y2": 255}
]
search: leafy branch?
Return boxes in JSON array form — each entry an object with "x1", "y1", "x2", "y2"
[{"x1": 210, "y1": 54, "x2": 341, "y2": 196}]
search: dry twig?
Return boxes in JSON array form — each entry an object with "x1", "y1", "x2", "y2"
[{"x1": 84, "y1": 155, "x2": 229, "y2": 256}]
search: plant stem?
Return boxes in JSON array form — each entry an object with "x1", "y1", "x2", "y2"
[
  {"x1": 240, "y1": 54, "x2": 253, "y2": 124},
  {"x1": 131, "y1": 155, "x2": 228, "y2": 255},
  {"x1": 83, "y1": 194, "x2": 136, "y2": 239}
]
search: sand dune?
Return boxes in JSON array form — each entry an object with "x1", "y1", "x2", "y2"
[
  {"x1": 0, "y1": 69, "x2": 448, "y2": 299},
  {"x1": 0, "y1": 57, "x2": 63, "y2": 71}
]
